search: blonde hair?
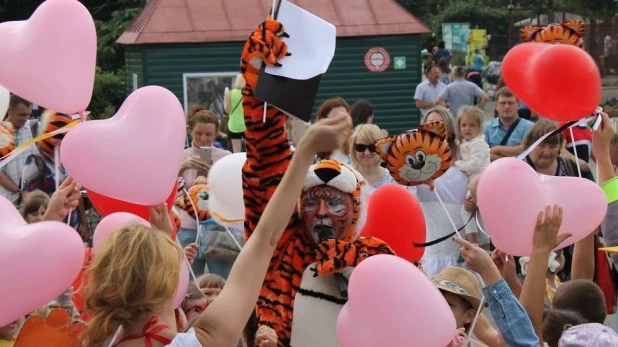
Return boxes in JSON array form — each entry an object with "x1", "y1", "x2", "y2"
[
  {"x1": 197, "y1": 273, "x2": 226, "y2": 289},
  {"x1": 234, "y1": 74, "x2": 246, "y2": 90},
  {"x1": 20, "y1": 189, "x2": 50, "y2": 219},
  {"x1": 456, "y1": 106, "x2": 485, "y2": 141},
  {"x1": 349, "y1": 124, "x2": 384, "y2": 168},
  {"x1": 81, "y1": 225, "x2": 183, "y2": 347},
  {"x1": 422, "y1": 106, "x2": 458, "y2": 149}
]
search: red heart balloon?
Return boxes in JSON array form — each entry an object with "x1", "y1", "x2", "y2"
[
  {"x1": 87, "y1": 182, "x2": 178, "y2": 220},
  {"x1": 527, "y1": 44, "x2": 601, "y2": 121},
  {"x1": 360, "y1": 184, "x2": 426, "y2": 263},
  {"x1": 502, "y1": 42, "x2": 550, "y2": 103}
]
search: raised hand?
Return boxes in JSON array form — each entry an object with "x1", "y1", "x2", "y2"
[
  {"x1": 299, "y1": 110, "x2": 353, "y2": 155},
  {"x1": 532, "y1": 205, "x2": 570, "y2": 253},
  {"x1": 148, "y1": 203, "x2": 174, "y2": 237},
  {"x1": 43, "y1": 177, "x2": 81, "y2": 222}
]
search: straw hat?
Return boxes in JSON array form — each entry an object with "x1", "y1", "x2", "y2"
[{"x1": 432, "y1": 267, "x2": 482, "y2": 311}]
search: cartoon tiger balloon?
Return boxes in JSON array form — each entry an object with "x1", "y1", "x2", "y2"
[
  {"x1": 520, "y1": 20, "x2": 585, "y2": 48},
  {"x1": 0, "y1": 121, "x2": 14, "y2": 157},
  {"x1": 175, "y1": 176, "x2": 211, "y2": 222},
  {"x1": 375, "y1": 121, "x2": 452, "y2": 188}
]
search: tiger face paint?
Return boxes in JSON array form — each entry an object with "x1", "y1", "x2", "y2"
[{"x1": 300, "y1": 185, "x2": 354, "y2": 245}]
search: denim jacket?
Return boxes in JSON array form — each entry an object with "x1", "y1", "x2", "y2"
[{"x1": 482, "y1": 279, "x2": 540, "y2": 347}]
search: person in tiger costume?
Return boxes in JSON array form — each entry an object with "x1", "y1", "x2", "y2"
[{"x1": 239, "y1": 19, "x2": 395, "y2": 347}]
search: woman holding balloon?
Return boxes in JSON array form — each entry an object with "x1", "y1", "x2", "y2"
[{"x1": 415, "y1": 106, "x2": 470, "y2": 278}]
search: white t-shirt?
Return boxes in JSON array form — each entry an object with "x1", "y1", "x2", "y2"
[{"x1": 166, "y1": 328, "x2": 202, "y2": 346}]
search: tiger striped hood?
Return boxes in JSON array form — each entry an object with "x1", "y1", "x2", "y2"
[{"x1": 302, "y1": 159, "x2": 369, "y2": 240}]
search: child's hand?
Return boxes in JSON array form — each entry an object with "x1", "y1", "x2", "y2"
[
  {"x1": 491, "y1": 250, "x2": 517, "y2": 280},
  {"x1": 532, "y1": 205, "x2": 570, "y2": 253},
  {"x1": 184, "y1": 243, "x2": 198, "y2": 264},
  {"x1": 148, "y1": 203, "x2": 174, "y2": 237},
  {"x1": 454, "y1": 237, "x2": 501, "y2": 286},
  {"x1": 592, "y1": 111, "x2": 614, "y2": 159},
  {"x1": 464, "y1": 196, "x2": 476, "y2": 212}
]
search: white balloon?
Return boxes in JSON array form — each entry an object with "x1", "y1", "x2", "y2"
[
  {"x1": 0, "y1": 84, "x2": 9, "y2": 119},
  {"x1": 207, "y1": 152, "x2": 246, "y2": 225}
]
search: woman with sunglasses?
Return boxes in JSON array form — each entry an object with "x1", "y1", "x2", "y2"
[{"x1": 349, "y1": 124, "x2": 396, "y2": 189}]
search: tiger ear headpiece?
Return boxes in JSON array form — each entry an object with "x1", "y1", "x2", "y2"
[
  {"x1": 520, "y1": 20, "x2": 585, "y2": 48},
  {"x1": 375, "y1": 121, "x2": 452, "y2": 188},
  {"x1": 301, "y1": 159, "x2": 369, "y2": 239}
]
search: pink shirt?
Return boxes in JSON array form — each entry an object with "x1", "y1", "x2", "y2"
[{"x1": 179, "y1": 145, "x2": 231, "y2": 229}]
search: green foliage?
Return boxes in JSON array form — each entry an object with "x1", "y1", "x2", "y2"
[
  {"x1": 429, "y1": 2, "x2": 509, "y2": 36},
  {"x1": 96, "y1": 7, "x2": 142, "y2": 71},
  {"x1": 88, "y1": 68, "x2": 126, "y2": 119}
]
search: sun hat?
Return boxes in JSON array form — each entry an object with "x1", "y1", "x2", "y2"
[
  {"x1": 559, "y1": 323, "x2": 618, "y2": 346},
  {"x1": 432, "y1": 267, "x2": 482, "y2": 311}
]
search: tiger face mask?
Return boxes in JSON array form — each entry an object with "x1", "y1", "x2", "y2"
[{"x1": 300, "y1": 185, "x2": 354, "y2": 245}]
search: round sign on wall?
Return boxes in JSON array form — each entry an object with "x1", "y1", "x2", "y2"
[{"x1": 364, "y1": 47, "x2": 391, "y2": 72}]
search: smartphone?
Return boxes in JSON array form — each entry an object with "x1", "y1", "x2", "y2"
[{"x1": 200, "y1": 146, "x2": 213, "y2": 165}]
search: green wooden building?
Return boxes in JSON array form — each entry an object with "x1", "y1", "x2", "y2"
[{"x1": 117, "y1": 0, "x2": 430, "y2": 134}]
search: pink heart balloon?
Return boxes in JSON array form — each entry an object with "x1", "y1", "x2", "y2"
[
  {"x1": 0, "y1": 196, "x2": 85, "y2": 326},
  {"x1": 477, "y1": 158, "x2": 607, "y2": 256},
  {"x1": 60, "y1": 86, "x2": 186, "y2": 205},
  {"x1": 92, "y1": 212, "x2": 150, "y2": 253},
  {"x1": 336, "y1": 255, "x2": 456, "y2": 347},
  {"x1": 0, "y1": 0, "x2": 96, "y2": 114}
]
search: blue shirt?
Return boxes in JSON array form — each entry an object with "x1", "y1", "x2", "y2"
[
  {"x1": 473, "y1": 54, "x2": 484, "y2": 71},
  {"x1": 484, "y1": 117, "x2": 534, "y2": 147},
  {"x1": 483, "y1": 279, "x2": 540, "y2": 347}
]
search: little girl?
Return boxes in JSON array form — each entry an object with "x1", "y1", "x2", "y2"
[{"x1": 455, "y1": 106, "x2": 490, "y2": 248}]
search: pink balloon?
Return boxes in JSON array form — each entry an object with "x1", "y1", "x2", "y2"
[
  {"x1": 0, "y1": 195, "x2": 85, "y2": 326},
  {"x1": 174, "y1": 261, "x2": 190, "y2": 309},
  {"x1": 336, "y1": 255, "x2": 456, "y2": 347},
  {"x1": 0, "y1": 0, "x2": 96, "y2": 114},
  {"x1": 92, "y1": 212, "x2": 150, "y2": 253},
  {"x1": 477, "y1": 158, "x2": 607, "y2": 256},
  {"x1": 60, "y1": 86, "x2": 186, "y2": 205}
]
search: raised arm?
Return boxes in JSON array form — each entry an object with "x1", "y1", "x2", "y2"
[
  {"x1": 240, "y1": 20, "x2": 294, "y2": 240},
  {"x1": 193, "y1": 111, "x2": 352, "y2": 347}
]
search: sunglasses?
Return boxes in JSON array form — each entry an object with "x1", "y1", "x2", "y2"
[{"x1": 355, "y1": 144, "x2": 376, "y2": 152}]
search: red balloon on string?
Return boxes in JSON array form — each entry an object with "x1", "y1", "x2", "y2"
[
  {"x1": 87, "y1": 182, "x2": 178, "y2": 220},
  {"x1": 502, "y1": 42, "x2": 550, "y2": 103},
  {"x1": 360, "y1": 184, "x2": 426, "y2": 263}
]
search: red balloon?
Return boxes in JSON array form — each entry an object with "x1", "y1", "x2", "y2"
[
  {"x1": 502, "y1": 42, "x2": 549, "y2": 103},
  {"x1": 87, "y1": 182, "x2": 178, "y2": 220},
  {"x1": 360, "y1": 184, "x2": 426, "y2": 263},
  {"x1": 502, "y1": 42, "x2": 601, "y2": 121},
  {"x1": 527, "y1": 44, "x2": 601, "y2": 121}
]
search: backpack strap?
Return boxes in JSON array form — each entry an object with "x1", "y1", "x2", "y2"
[
  {"x1": 29, "y1": 119, "x2": 39, "y2": 139},
  {"x1": 499, "y1": 118, "x2": 521, "y2": 146}
]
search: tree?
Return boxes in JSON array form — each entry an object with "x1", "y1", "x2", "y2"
[
  {"x1": 89, "y1": 67, "x2": 126, "y2": 119},
  {"x1": 96, "y1": 7, "x2": 142, "y2": 71}
]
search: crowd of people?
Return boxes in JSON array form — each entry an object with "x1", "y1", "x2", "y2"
[{"x1": 2, "y1": 17, "x2": 618, "y2": 347}]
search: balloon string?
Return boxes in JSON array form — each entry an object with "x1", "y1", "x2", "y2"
[
  {"x1": 106, "y1": 326, "x2": 122, "y2": 347},
  {"x1": 54, "y1": 145, "x2": 60, "y2": 190},
  {"x1": 432, "y1": 186, "x2": 463, "y2": 238},
  {"x1": 224, "y1": 226, "x2": 243, "y2": 251},
  {"x1": 469, "y1": 296, "x2": 485, "y2": 335},
  {"x1": 568, "y1": 127, "x2": 583, "y2": 178},
  {"x1": 182, "y1": 187, "x2": 201, "y2": 245},
  {"x1": 175, "y1": 238, "x2": 201, "y2": 291}
]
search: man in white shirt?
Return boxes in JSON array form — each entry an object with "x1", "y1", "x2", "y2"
[
  {"x1": 414, "y1": 64, "x2": 446, "y2": 116},
  {"x1": 0, "y1": 95, "x2": 38, "y2": 204}
]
